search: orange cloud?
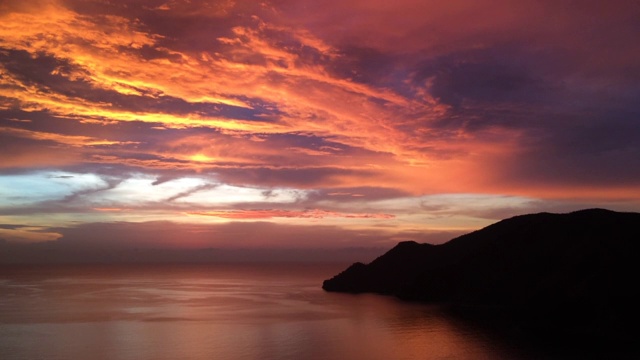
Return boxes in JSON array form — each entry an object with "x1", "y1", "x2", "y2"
[
  {"x1": 0, "y1": 127, "x2": 133, "y2": 147},
  {"x1": 0, "y1": 0, "x2": 452, "y2": 169},
  {"x1": 0, "y1": 226, "x2": 61, "y2": 243},
  {"x1": 1, "y1": 0, "x2": 638, "y2": 227},
  {"x1": 92, "y1": 208, "x2": 126, "y2": 212}
]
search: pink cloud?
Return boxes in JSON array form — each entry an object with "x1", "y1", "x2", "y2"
[{"x1": 188, "y1": 209, "x2": 395, "y2": 219}]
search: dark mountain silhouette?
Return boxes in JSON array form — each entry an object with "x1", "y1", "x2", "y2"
[{"x1": 323, "y1": 209, "x2": 640, "y2": 340}]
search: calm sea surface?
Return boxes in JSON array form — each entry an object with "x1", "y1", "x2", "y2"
[{"x1": 0, "y1": 263, "x2": 578, "y2": 360}]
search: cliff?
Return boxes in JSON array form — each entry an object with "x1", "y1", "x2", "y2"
[{"x1": 323, "y1": 209, "x2": 640, "y2": 337}]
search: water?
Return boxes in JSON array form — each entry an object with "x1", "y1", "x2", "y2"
[{"x1": 0, "y1": 264, "x2": 550, "y2": 359}]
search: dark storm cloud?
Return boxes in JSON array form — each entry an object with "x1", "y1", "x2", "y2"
[
  {"x1": 413, "y1": 46, "x2": 556, "y2": 109},
  {"x1": 64, "y1": 0, "x2": 273, "y2": 54},
  {"x1": 395, "y1": 33, "x2": 640, "y2": 189},
  {"x1": 0, "y1": 49, "x2": 93, "y2": 96},
  {"x1": 501, "y1": 110, "x2": 640, "y2": 188},
  {"x1": 327, "y1": 46, "x2": 398, "y2": 85}
]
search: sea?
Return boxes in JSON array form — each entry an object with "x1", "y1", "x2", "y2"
[{"x1": 0, "y1": 263, "x2": 615, "y2": 360}]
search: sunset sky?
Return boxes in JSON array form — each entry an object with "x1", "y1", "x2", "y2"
[{"x1": 1, "y1": 0, "x2": 639, "y2": 261}]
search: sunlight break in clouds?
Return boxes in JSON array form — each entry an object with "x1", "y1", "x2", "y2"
[{"x1": 0, "y1": 0, "x2": 639, "y2": 255}]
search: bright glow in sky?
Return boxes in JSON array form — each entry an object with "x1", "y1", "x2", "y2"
[{"x1": 1, "y1": 0, "x2": 639, "y2": 261}]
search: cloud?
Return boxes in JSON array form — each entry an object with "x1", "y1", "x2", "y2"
[
  {"x1": 1, "y1": 0, "x2": 639, "y2": 261},
  {"x1": 0, "y1": 219, "x2": 469, "y2": 263},
  {"x1": 0, "y1": 226, "x2": 61, "y2": 243},
  {"x1": 6, "y1": 219, "x2": 397, "y2": 253},
  {"x1": 0, "y1": 126, "x2": 133, "y2": 147},
  {"x1": 187, "y1": 209, "x2": 394, "y2": 219},
  {"x1": 0, "y1": 0, "x2": 442, "y2": 165}
]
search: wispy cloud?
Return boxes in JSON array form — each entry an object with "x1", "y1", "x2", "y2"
[
  {"x1": 188, "y1": 209, "x2": 395, "y2": 219},
  {"x1": 0, "y1": 127, "x2": 135, "y2": 147}
]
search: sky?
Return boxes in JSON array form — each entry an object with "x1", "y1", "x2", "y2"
[{"x1": 1, "y1": 0, "x2": 639, "y2": 262}]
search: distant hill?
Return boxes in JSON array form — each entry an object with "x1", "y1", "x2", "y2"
[{"x1": 323, "y1": 209, "x2": 640, "y2": 339}]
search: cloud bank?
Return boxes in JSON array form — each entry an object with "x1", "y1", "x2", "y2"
[{"x1": 1, "y1": 0, "x2": 639, "y2": 260}]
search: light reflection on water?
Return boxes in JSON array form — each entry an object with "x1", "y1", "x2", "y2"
[{"x1": 0, "y1": 264, "x2": 530, "y2": 360}]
